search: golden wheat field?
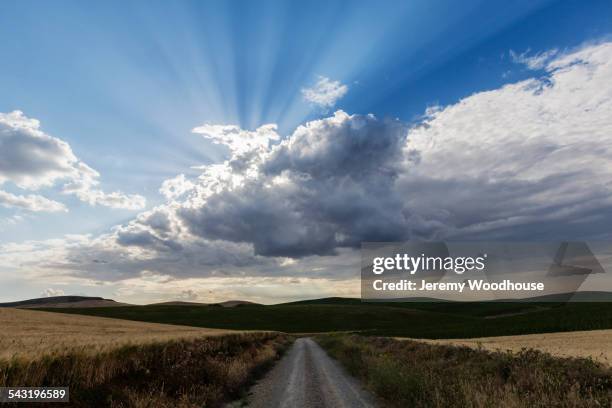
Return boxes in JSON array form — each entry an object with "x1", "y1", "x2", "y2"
[
  {"x1": 0, "y1": 308, "x2": 236, "y2": 360},
  {"x1": 414, "y1": 329, "x2": 612, "y2": 364}
]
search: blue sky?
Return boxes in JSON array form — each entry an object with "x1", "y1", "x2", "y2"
[{"x1": 1, "y1": 1, "x2": 611, "y2": 302}]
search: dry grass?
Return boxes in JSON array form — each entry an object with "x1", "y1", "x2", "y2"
[
  {"x1": 413, "y1": 329, "x2": 612, "y2": 365},
  {"x1": 0, "y1": 332, "x2": 291, "y2": 407},
  {"x1": 317, "y1": 334, "x2": 612, "y2": 408},
  {"x1": 0, "y1": 308, "x2": 237, "y2": 360}
]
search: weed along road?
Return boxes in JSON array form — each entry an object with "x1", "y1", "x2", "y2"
[{"x1": 245, "y1": 337, "x2": 376, "y2": 408}]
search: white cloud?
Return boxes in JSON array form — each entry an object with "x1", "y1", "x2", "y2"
[
  {"x1": 0, "y1": 190, "x2": 66, "y2": 212},
  {"x1": 301, "y1": 76, "x2": 348, "y2": 108},
  {"x1": 64, "y1": 179, "x2": 147, "y2": 210},
  {"x1": 159, "y1": 174, "x2": 196, "y2": 199},
  {"x1": 166, "y1": 42, "x2": 612, "y2": 255},
  {"x1": 0, "y1": 111, "x2": 78, "y2": 190},
  {"x1": 509, "y1": 48, "x2": 558, "y2": 70},
  {"x1": 0, "y1": 214, "x2": 25, "y2": 229},
  {"x1": 403, "y1": 41, "x2": 612, "y2": 238},
  {"x1": 41, "y1": 288, "x2": 65, "y2": 297},
  {"x1": 192, "y1": 123, "x2": 279, "y2": 156},
  {"x1": 2, "y1": 42, "x2": 612, "y2": 296},
  {"x1": 0, "y1": 111, "x2": 146, "y2": 211},
  {"x1": 178, "y1": 289, "x2": 198, "y2": 301}
]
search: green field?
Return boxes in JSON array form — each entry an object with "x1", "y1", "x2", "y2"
[{"x1": 41, "y1": 298, "x2": 612, "y2": 339}]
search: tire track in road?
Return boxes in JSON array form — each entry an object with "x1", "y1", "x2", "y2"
[{"x1": 245, "y1": 337, "x2": 376, "y2": 408}]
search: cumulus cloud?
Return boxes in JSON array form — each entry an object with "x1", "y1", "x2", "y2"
[
  {"x1": 509, "y1": 48, "x2": 558, "y2": 70},
  {"x1": 403, "y1": 42, "x2": 612, "y2": 239},
  {"x1": 181, "y1": 111, "x2": 408, "y2": 257},
  {"x1": 177, "y1": 41, "x2": 612, "y2": 257},
  {"x1": 302, "y1": 76, "x2": 348, "y2": 108},
  {"x1": 159, "y1": 174, "x2": 195, "y2": 200},
  {"x1": 41, "y1": 288, "x2": 65, "y2": 297},
  {"x1": 0, "y1": 111, "x2": 78, "y2": 190},
  {"x1": 192, "y1": 123, "x2": 279, "y2": 156},
  {"x1": 3, "y1": 42, "x2": 612, "y2": 288},
  {"x1": 0, "y1": 111, "x2": 145, "y2": 211},
  {"x1": 177, "y1": 289, "x2": 198, "y2": 301}
]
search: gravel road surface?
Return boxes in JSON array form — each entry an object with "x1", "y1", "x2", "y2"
[{"x1": 245, "y1": 337, "x2": 376, "y2": 408}]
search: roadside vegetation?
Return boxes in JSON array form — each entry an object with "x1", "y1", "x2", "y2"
[
  {"x1": 317, "y1": 334, "x2": 612, "y2": 408},
  {"x1": 0, "y1": 332, "x2": 291, "y2": 407}
]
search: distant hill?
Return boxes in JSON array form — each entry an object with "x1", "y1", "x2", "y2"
[
  {"x1": 0, "y1": 296, "x2": 131, "y2": 308},
  {"x1": 279, "y1": 297, "x2": 362, "y2": 306},
  {"x1": 149, "y1": 300, "x2": 260, "y2": 307},
  {"x1": 279, "y1": 296, "x2": 454, "y2": 306},
  {"x1": 0, "y1": 296, "x2": 262, "y2": 309},
  {"x1": 39, "y1": 298, "x2": 612, "y2": 339},
  {"x1": 500, "y1": 291, "x2": 612, "y2": 302},
  {"x1": 149, "y1": 301, "x2": 208, "y2": 306},
  {"x1": 210, "y1": 300, "x2": 261, "y2": 308},
  {"x1": 279, "y1": 292, "x2": 612, "y2": 305}
]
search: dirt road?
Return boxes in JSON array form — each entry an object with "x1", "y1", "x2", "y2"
[{"x1": 245, "y1": 337, "x2": 376, "y2": 408}]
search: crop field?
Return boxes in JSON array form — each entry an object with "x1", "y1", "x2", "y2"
[
  {"x1": 0, "y1": 309, "x2": 291, "y2": 407},
  {"x1": 41, "y1": 300, "x2": 612, "y2": 339},
  {"x1": 0, "y1": 308, "x2": 236, "y2": 360},
  {"x1": 418, "y1": 329, "x2": 612, "y2": 364},
  {"x1": 3, "y1": 304, "x2": 611, "y2": 406}
]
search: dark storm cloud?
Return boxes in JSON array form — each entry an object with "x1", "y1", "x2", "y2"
[{"x1": 179, "y1": 112, "x2": 413, "y2": 257}]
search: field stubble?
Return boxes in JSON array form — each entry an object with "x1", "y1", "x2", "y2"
[
  {"x1": 415, "y1": 329, "x2": 612, "y2": 365},
  {"x1": 0, "y1": 308, "x2": 291, "y2": 407},
  {"x1": 0, "y1": 308, "x2": 235, "y2": 360}
]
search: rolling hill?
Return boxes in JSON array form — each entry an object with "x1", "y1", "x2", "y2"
[
  {"x1": 0, "y1": 296, "x2": 262, "y2": 309},
  {"x1": 36, "y1": 295, "x2": 612, "y2": 339},
  {"x1": 0, "y1": 296, "x2": 131, "y2": 308}
]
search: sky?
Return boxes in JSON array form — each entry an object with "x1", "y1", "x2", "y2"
[{"x1": 1, "y1": 0, "x2": 611, "y2": 304}]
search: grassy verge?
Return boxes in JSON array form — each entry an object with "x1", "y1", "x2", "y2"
[
  {"x1": 0, "y1": 332, "x2": 292, "y2": 407},
  {"x1": 316, "y1": 334, "x2": 612, "y2": 407}
]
